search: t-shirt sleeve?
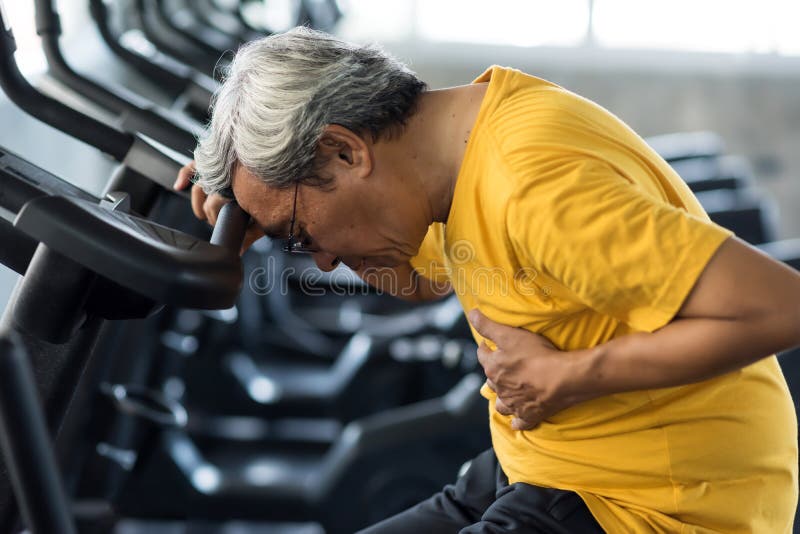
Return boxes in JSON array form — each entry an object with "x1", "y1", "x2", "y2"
[
  {"x1": 507, "y1": 156, "x2": 733, "y2": 332},
  {"x1": 409, "y1": 222, "x2": 451, "y2": 285}
]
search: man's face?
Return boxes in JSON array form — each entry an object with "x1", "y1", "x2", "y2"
[{"x1": 231, "y1": 165, "x2": 426, "y2": 272}]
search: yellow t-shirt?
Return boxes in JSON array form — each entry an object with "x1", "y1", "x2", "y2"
[{"x1": 410, "y1": 66, "x2": 798, "y2": 533}]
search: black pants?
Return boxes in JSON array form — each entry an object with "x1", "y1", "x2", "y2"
[{"x1": 357, "y1": 448, "x2": 605, "y2": 533}]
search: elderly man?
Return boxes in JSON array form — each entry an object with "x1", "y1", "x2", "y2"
[{"x1": 176, "y1": 27, "x2": 799, "y2": 533}]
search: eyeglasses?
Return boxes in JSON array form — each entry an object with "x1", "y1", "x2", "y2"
[{"x1": 282, "y1": 182, "x2": 319, "y2": 254}]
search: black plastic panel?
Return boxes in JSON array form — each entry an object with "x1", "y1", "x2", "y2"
[
  {"x1": 14, "y1": 196, "x2": 242, "y2": 309},
  {"x1": 0, "y1": 149, "x2": 94, "y2": 218}
]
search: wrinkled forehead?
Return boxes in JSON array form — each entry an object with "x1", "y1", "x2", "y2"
[{"x1": 230, "y1": 165, "x2": 292, "y2": 239}]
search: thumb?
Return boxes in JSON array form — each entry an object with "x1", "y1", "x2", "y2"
[{"x1": 468, "y1": 309, "x2": 504, "y2": 344}]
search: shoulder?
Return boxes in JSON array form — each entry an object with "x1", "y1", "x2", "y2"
[
  {"x1": 485, "y1": 67, "x2": 594, "y2": 130},
  {"x1": 481, "y1": 70, "x2": 610, "y2": 177}
]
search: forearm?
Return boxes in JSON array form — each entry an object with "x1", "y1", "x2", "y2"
[
  {"x1": 575, "y1": 314, "x2": 800, "y2": 399},
  {"x1": 477, "y1": 238, "x2": 800, "y2": 428}
]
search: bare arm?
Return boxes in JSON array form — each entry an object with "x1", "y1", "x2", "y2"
[
  {"x1": 574, "y1": 237, "x2": 800, "y2": 396},
  {"x1": 471, "y1": 236, "x2": 800, "y2": 429}
]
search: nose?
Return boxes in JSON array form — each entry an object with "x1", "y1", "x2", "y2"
[{"x1": 312, "y1": 252, "x2": 341, "y2": 272}]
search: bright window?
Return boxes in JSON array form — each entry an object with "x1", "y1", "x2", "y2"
[
  {"x1": 593, "y1": 0, "x2": 800, "y2": 56},
  {"x1": 416, "y1": 0, "x2": 590, "y2": 47},
  {"x1": 339, "y1": 0, "x2": 800, "y2": 57}
]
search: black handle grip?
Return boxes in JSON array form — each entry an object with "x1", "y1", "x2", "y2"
[
  {"x1": 0, "y1": 1, "x2": 133, "y2": 160},
  {"x1": 33, "y1": 0, "x2": 60, "y2": 36},
  {"x1": 210, "y1": 201, "x2": 249, "y2": 252}
]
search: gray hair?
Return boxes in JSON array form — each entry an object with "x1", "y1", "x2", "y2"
[{"x1": 194, "y1": 27, "x2": 427, "y2": 194}]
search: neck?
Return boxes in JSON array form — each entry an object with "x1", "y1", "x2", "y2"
[{"x1": 395, "y1": 83, "x2": 488, "y2": 224}]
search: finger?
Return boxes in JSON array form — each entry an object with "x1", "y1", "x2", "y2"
[
  {"x1": 476, "y1": 341, "x2": 493, "y2": 367},
  {"x1": 512, "y1": 417, "x2": 538, "y2": 431},
  {"x1": 191, "y1": 185, "x2": 208, "y2": 220},
  {"x1": 240, "y1": 224, "x2": 265, "y2": 256},
  {"x1": 495, "y1": 397, "x2": 514, "y2": 416},
  {"x1": 174, "y1": 160, "x2": 196, "y2": 190},
  {"x1": 468, "y1": 309, "x2": 507, "y2": 346},
  {"x1": 204, "y1": 194, "x2": 230, "y2": 227}
]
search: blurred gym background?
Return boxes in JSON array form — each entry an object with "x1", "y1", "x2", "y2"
[{"x1": 0, "y1": 2, "x2": 799, "y2": 532}]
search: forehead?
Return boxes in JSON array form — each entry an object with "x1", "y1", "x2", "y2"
[{"x1": 230, "y1": 165, "x2": 291, "y2": 237}]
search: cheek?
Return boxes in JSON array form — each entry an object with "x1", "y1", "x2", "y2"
[
  {"x1": 316, "y1": 222, "x2": 368, "y2": 254},
  {"x1": 305, "y1": 204, "x2": 353, "y2": 249},
  {"x1": 306, "y1": 190, "x2": 385, "y2": 253}
]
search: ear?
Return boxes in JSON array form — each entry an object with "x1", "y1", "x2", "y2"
[{"x1": 316, "y1": 124, "x2": 373, "y2": 180}]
